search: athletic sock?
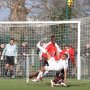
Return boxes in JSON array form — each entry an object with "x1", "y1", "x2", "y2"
[{"x1": 42, "y1": 71, "x2": 48, "y2": 77}]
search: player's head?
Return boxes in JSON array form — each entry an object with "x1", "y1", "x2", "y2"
[
  {"x1": 22, "y1": 41, "x2": 28, "y2": 46},
  {"x1": 62, "y1": 54, "x2": 68, "y2": 60},
  {"x1": 86, "y1": 43, "x2": 90, "y2": 49},
  {"x1": 64, "y1": 45, "x2": 70, "y2": 50},
  {"x1": 10, "y1": 38, "x2": 14, "y2": 45},
  {"x1": 0, "y1": 43, "x2": 4, "y2": 48},
  {"x1": 50, "y1": 35, "x2": 56, "y2": 44}
]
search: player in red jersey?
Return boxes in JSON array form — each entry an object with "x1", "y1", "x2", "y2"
[
  {"x1": 42, "y1": 35, "x2": 61, "y2": 60},
  {"x1": 66, "y1": 45, "x2": 76, "y2": 77}
]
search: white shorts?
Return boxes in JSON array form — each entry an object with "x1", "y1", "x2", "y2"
[
  {"x1": 45, "y1": 57, "x2": 62, "y2": 71},
  {"x1": 47, "y1": 57, "x2": 56, "y2": 66}
]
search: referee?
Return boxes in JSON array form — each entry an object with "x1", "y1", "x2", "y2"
[{"x1": 1, "y1": 38, "x2": 18, "y2": 78}]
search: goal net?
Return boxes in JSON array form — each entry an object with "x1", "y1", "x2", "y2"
[{"x1": 0, "y1": 21, "x2": 81, "y2": 80}]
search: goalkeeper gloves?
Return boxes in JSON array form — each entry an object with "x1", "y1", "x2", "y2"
[
  {"x1": 14, "y1": 58, "x2": 17, "y2": 64},
  {"x1": 1, "y1": 56, "x2": 3, "y2": 60}
]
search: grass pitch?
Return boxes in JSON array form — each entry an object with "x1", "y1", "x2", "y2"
[{"x1": 0, "y1": 78, "x2": 90, "y2": 90}]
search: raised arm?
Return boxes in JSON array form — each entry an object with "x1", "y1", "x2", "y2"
[
  {"x1": 1, "y1": 45, "x2": 7, "y2": 60},
  {"x1": 64, "y1": 68, "x2": 67, "y2": 83}
]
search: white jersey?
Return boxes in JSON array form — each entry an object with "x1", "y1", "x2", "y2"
[
  {"x1": 64, "y1": 50, "x2": 70, "y2": 66},
  {"x1": 45, "y1": 57, "x2": 68, "y2": 71},
  {"x1": 57, "y1": 59, "x2": 68, "y2": 70},
  {"x1": 39, "y1": 43, "x2": 47, "y2": 60}
]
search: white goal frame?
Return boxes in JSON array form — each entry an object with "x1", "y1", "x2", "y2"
[{"x1": 0, "y1": 21, "x2": 81, "y2": 80}]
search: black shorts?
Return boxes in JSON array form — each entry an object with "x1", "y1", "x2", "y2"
[
  {"x1": 40, "y1": 57, "x2": 49, "y2": 67},
  {"x1": 5, "y1": 56, "x2": 14, "y2": 65},
  {"x1": 40, "y1": 60, "x2": 49, "y2": 67},
  {"x1": 43, "y1": 60, "x2": 49, "y2": 66},
  {"x1": 56, "y1": 69, "x2": 64, "y2": 77}
]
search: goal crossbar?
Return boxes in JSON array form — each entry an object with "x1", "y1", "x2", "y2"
[{"x1": 0, "y1": 21, "x2": 81, "y2": 80}]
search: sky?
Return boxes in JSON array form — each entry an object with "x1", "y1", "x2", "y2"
[{"x1": 0, "y1": 7, "x2": 10, "y2": 21}]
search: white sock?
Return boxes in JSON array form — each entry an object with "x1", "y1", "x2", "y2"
[
  {"x1": 36, "y1": 71, "x2": 43, "y2": 80},
  {"x1": 42, "y1": 71, "x2": 49, "y2": 77}
]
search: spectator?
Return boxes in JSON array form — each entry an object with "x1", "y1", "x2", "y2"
[
  {"x1": 21, "y1": 42, "x2": 29, "y2": 56},
  {"x1": 16, "y1": 41, "x2": 29, "y2": 76},
  {"x1": 84, "y1": 44, "x2": 90, "y2": 76},
  {"x1": 0, "y1": 43, "x2": 5, "y2": 76},
  {"x1": 0, "y1": 43, "x2": 5, "y2": 56}
]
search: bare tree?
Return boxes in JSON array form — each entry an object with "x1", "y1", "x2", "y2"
[
  {"x1": 1, "y1": 0, "x2": 90, "y2": 21},
  {"x1": 9, "y1": 0, "x2": 30, "y2": 21},
  {"x1": 37, "y1": 0, "x2": 66, "y2": 20}
]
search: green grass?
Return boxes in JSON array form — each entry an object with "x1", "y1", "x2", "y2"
[{"x1": 0, "y1": 78, "x2": 90, "y2": 90}]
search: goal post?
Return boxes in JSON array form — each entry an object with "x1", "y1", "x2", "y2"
[
  {"x1": 0, "y1": 21, "x2": 81, "y2": 80},
  {"x1": 77, "y1": 21, "x2": 81, "y2": 80}
]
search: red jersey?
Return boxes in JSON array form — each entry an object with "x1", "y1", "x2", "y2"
[
  {"x1": 59, "y1": 49, "x2": 67, "y2": 59},
  {"x1": 60, "y1": 48, "x2": 75, "y2": 65},
  {"x1": 68, "y1": 47, "x2": 75, "y2": 64},
  {"x1": 54, "y1": 54, "x2": 60, "y2": 61},
  {"x1": 42, "y1": 42, "x2": 57, "y2": 59},
  {"x1": 52, "y1": 49, "x2": 67, "y2": 61}
]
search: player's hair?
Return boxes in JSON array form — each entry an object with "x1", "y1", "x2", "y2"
[
  {"x1": 51, "y1": 35, "x2": 55, "y2": 39},
  {"x1": 63, "y1": 54, "x2": 68, "y2": 58},
  {"x1": 50, "y1": 35, "x2": 55, "y2": 41},
  {"x1": 64, "y1": 44, "x2": 70, "y2": 47},
  {"x1": 10, "y1": 38, "x2": 14, "y2": 41},
  {"x1": 65, "y1": 44, "x2": 74, "y2": 48}
]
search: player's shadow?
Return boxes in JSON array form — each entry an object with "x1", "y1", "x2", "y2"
[
  {"x1": 45, "y1": 83, "x2": 51, "y2": 86},
  {"x1": 67, "y1": 84, "x2": 80, "y2": 87},
  {"x1": 67, "y1": 83, "x2": 89, "y2": 88},
  {"x1": 45, "y1": 83, "x2": 80, "y2": 87}
]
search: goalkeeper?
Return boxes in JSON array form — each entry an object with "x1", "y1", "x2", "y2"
[{"x1": 1, "y1": 38, "x2": 18, "y2": 78}]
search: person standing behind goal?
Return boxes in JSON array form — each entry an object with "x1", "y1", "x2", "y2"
[{"x1": 1, "y1": 38, "x2": 18, "y2": 78}]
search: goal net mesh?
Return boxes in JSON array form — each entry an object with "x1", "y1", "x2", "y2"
[{"x1": 0, "y1": 22, "x2": 79, "y2": 79}]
